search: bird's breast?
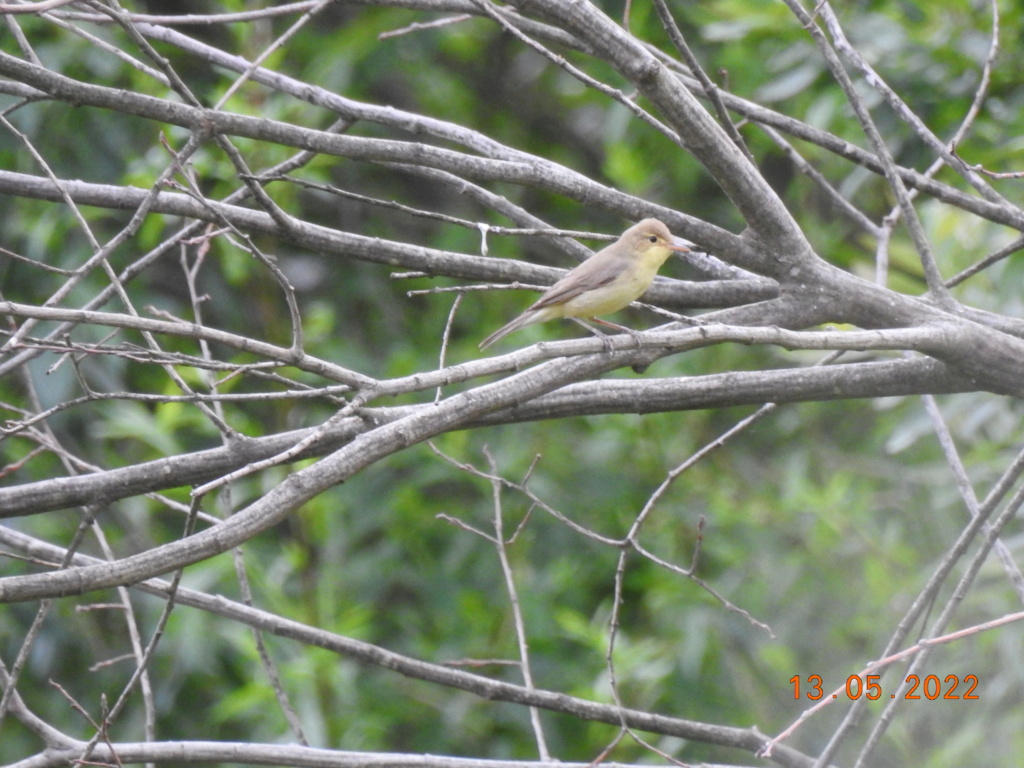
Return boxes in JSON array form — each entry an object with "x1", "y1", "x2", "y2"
[{"x1": 558, "y1": 261, "x2": 660, "y2": 317}]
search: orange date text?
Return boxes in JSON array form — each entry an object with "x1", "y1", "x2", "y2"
[{"x1": 789, "y1": 674, "x2": 979, "y2": 701}]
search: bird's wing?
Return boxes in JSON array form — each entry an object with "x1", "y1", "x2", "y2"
[{"x1": 528, "y1": 253, "x2": 625, "y2": 310}]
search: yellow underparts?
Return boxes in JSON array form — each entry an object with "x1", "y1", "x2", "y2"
[{"x1": 550, "y1": 245, "x2": 675, "y2": 319}]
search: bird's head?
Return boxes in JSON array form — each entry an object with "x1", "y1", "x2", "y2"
[{"x1": 626, "y1": 218, "x2": 691, "y2": 260}]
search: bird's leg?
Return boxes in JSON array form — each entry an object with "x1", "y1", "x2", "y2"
[
  {"x1": 570, "y1": 318, "x2": 614, "y2": 352},
  {"x1": 590, "y1": 318, "x2": 631, "y2": 332},
  {"x1": 590, "y1": 317, "x2": 642, "y2": 348}
]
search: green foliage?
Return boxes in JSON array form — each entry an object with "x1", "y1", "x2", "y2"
[{"x1": 3, "y1": 1, "x2": 1024, "y2": 766}]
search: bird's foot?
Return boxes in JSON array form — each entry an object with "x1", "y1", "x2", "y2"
[
  {"x1": 589, "y1": 318, "x2": 643, "y2": 350},
  {"x1": 622, "y1": 326, "x2": 642, "y2": 349}
]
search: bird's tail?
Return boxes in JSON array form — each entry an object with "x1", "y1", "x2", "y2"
[{"x1": 479, "y1": 310, "x2": 541, "y2": 349}]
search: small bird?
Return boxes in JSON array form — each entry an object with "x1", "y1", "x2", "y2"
[{"x1": 479, "y1": 218, "x2": 689, "y2": 349}]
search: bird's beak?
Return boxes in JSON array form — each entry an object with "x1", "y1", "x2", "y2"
[{"x1": 668, "y1": 237, "x2": 692, "y2": 253}]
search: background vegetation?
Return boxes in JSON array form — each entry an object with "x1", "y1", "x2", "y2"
[{"x1": 1, "y1": 1, "x2": 1023, "y2": 767}]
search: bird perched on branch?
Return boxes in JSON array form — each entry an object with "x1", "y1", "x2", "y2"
[{"x1": 479, "y1": 218, "x2": 690, "y2": 350}]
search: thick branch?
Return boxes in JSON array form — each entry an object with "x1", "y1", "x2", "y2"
[
  {"x1": 505, "y1": 0, "x2": 813, "y2": 265},
  {"x1": 0, "y1": 357, "x2": 974, "y2": 518},
  {"x1": 0, "y1": 350, "x2": 634, "y2": 602},
  {"x1": 0, "y1": 51, "x2": 745, "y2": 259},
  {"x1": 0, "y1": 170, "x2": 766, "y2": 310},
  {"x1": 110, "y1": 11, "x2": 1024, "y2": 233}
]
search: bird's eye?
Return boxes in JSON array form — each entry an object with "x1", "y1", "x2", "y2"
[{"x1": 648, "y1": 235, "x2": 658, "y2": 243}]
